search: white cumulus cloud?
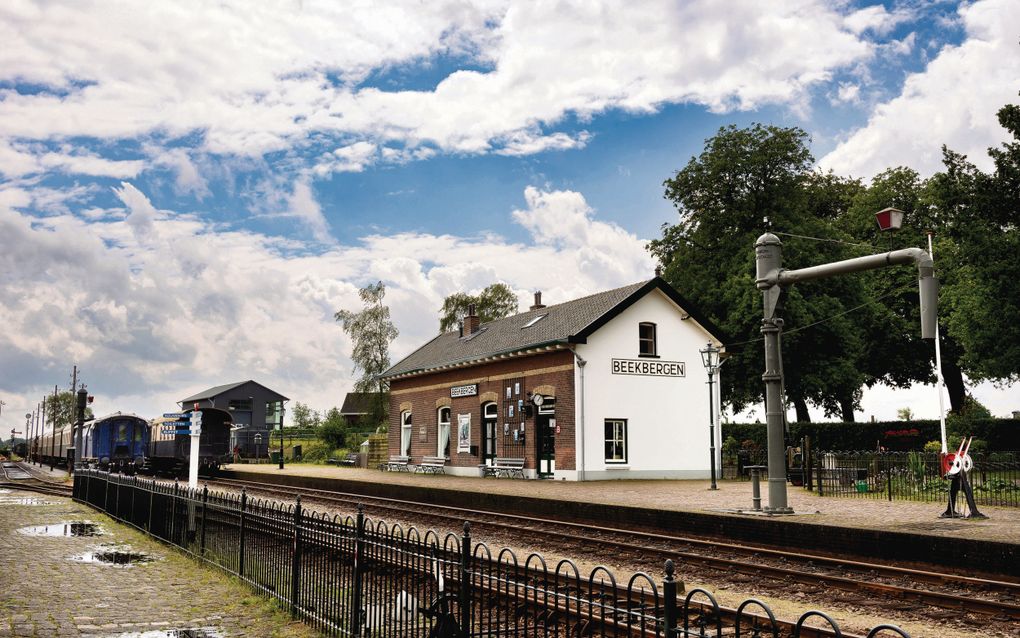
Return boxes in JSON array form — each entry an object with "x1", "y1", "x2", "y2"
[
  {"x1": 0, "y1": 184, "x2": 653, "y2": 423},
  {"x1": 821, "y1": 0, "x2": 1020, "y2": 178}
]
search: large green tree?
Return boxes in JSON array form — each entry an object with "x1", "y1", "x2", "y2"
[
  {"x1": 650, "y1": 124, "x2": 906, "y2": 422},
  {"x1": 924, "y1": 101, "x2": 1020, "y2": 391},
  {"x1": 335, "y1": 282, "x2": 398, "y2": 427},
  {"x1": 835, "y1": 168, "x2": 940, "y2": 406},
  {"x1": 438, "y1": 282, "x2": 519, "y2": 332}
]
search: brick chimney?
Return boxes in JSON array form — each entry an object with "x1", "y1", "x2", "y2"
[
  {"x1": 529, "y1": 291, "x2": 546, "y2": 311},
  {"x1": 464, "y1": 304, "x2": 480, "y2": 335}
]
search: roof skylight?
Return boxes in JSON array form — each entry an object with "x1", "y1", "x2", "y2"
[{"x1": 522, "y1": 313, "x2": 547, "y2": 329}]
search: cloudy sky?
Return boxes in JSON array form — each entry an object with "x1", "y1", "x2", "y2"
[{"x1": 2, "y1": 0, "x2": 1018, "y2": 431}]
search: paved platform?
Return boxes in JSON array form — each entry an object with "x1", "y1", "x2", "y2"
[
  {"x1": 226, "y1": 463, "x2": 1020, "y2": 546},
  {"x1": 0, "y1": 486, "x2": 318, "y2": 638}
]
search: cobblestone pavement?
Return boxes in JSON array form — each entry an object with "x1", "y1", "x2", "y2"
[
  {"x1": 0, "y1": 487, "x2": 320, "y2": 638},
  {"x1": 230, "y1": 463, "x2": 1020, "y2": 545}
]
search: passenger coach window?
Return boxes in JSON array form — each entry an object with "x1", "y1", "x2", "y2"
[
  {"x1": 437, "y1": 408, "x2": 451, "y2": 457},
  {"x1": 605, "y1": 419, "x2": 627, "y2": 464},
  {"x1": 639, "y1": 322, "x2": 657, "y2": 356},
  {"x1": 400, "y1": 411, "x2": 413, "y2": 457}
]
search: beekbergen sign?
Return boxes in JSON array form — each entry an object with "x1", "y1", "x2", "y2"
[{"x1": 611, "y1": 358, "x2": 685, "y2": 377}]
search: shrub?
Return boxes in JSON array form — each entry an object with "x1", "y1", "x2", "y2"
[
  {"x1": 317, "y1": 421, "x2": 346, "y2": 450},
  {"x1": 923, "y1": 440, "x2": 943, "y2": 453}
]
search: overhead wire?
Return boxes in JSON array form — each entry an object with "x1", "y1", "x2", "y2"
[{"x1": 722, "y1": 283, "x2": 915, "y2": 352}]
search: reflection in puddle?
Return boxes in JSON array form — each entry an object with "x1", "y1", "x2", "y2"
[
  {"x1": 19, "y1": 522, "x2": 104, "y2": 536},
  {"x1": 105, "y1": 628, "x2": 223, "y2": 637},
  {"x1": 73, "y1": 546, "x2": 154, "y2": 566},
  {"x1": 0, "y1": 496, "x2": 51, "y2": 505}
]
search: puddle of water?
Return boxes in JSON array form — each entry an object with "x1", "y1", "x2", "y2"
[
  {"x1": 19, "y1": 522, "x2": 104, "y2": 537},
  {"x1": 0, "y1": 496, "x2": 51, "y2": 505},
  {"x1": 106, "y1": 628, "x2": 223, "y2": 637},
  {"x1": 73, "y1": 546, "x2": 154, "y2": 566}
]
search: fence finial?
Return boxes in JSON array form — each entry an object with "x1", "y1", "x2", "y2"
[
  {"x1": 463, "y1": 521, "x2": 471, "y2": 534},
  {"x1": 665, "y1": 559, "x2": 675, "y2": 579}
]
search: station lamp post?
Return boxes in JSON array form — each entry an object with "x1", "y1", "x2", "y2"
[
  {"x1": 254, "y1": 433, "x2": 263, "y2": 462},
  {"x1": 700, "y1": 343, "x2": 721, "y2": 490}
]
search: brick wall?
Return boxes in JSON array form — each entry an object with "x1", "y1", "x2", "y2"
[{"x1": 387, "y1": 350, "x2": 576, "y2": 471}]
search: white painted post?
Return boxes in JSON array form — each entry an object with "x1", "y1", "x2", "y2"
[
  {"x1": 928, "y1": 232, "x2": 948, "y2": 454},
  {"x1": 189, "y1": 409, "x2": 203, "y2": 490}
]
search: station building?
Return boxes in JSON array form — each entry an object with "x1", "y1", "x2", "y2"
[{"x1": 380, "y1": 277, "x2": 725, "y2": 480}]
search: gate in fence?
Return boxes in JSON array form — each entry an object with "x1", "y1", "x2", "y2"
[
  {"x1": 73, "y1": 469, "x2": 909, "y2": 637},
  {"x1": 808, "y1": 451, "x2": 1020, "y2": 507}
]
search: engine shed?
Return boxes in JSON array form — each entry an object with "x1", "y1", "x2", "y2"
[{"x1": 381, "y1": 277, "x2": 726, "y2": 480}]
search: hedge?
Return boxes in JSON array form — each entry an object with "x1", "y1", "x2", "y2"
[{"x1": 720, "y1": 418, "x2": 1020, "y2": 452}]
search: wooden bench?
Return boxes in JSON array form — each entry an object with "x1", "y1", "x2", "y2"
[
  {"x1": 415, "y1": 456, "x2": 447, "y2": 475},
  {"x1": 378, "y1": 455, "x2": 412, "y2": 472},
  {"x1": 484, "y1": 457, "x2": 526, "y2": 479}
]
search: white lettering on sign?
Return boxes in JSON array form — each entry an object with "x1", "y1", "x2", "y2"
[
  {"x1": 451, "y1": 384, "x2": 478, "y2": 398},
  {"x1": 611, "y1": 358, "x2": 686, "y2": 377}
]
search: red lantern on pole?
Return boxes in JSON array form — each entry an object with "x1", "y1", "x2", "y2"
[{"x1": 875, "y1": 207, "x2": 904, "y2": 231}]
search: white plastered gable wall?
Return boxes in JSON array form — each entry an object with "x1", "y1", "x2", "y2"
[{"x1": 566, "y1": 287, "x2": 722, "y2": 480}]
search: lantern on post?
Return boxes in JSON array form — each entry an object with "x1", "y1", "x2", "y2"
[{"x1": 875, "y1": 207, "x2": 904, "y2": 231}]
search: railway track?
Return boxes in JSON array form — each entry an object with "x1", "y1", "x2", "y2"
[
  {"x1": 0, "y1": 461, "x2": 73, "y2": 497},
  {"x1": 202, "y1": 475, "x2": 1020, "y2": 632}
]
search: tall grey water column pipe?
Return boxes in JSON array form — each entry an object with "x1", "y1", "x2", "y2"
[{"x1": 754, "y1": 233, "x2": 937, "y2": 513}]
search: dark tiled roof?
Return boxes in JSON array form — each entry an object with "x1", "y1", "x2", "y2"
[
  {"x1": 384, "y1": 278, "x2": 725, "y2": 379},
  {"x1": 340, "y1": 392, "x2": 383, "y2": 415},
  {"x1": 179, "y1": 380, "x2": 289, "y2": 403}
]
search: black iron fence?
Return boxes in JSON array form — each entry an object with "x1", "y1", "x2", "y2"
[
  {"x1": 722, "y1": 449, "x2": 770, "y2": 480},
  {"x1": 810, "y1": 451, "x2": 1020, "y2": 507},
  {"x1": 73, "y1": 469, "x2": 909, "y2": 637}
]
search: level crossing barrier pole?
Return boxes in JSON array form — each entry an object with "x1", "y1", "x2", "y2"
[{"x1": 290, "y1": 495, "x2": 302, "y2": 618}]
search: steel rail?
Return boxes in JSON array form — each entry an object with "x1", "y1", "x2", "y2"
[
  {"x1": 0, "y1": 462, "x2": 73, "y2": 497},
  {"x1": 205, "y1": 475, "x2": 1020, "y2": 622}
]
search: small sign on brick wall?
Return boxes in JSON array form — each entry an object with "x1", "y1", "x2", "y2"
[{"x1": 451, "y1": 384, "x2": 478, "y2": 398}]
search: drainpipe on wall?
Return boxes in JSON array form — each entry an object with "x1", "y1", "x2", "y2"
[{"x1": 571, "y1": 348, "x2": 587, "y2": 482}]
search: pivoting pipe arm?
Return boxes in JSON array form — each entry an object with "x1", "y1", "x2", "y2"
[{"x1": 754, "y1": 233, "x2": 937, "y2": 339}]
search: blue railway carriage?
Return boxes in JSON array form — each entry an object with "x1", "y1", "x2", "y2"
[
  {"x1": 82, "y1": 412, "x2": 150, "y2": 473},
  {"x1": 144, "y1": 408, "x2": 232, "y2": 477}
]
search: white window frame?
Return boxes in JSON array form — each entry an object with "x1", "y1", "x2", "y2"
[
  {"x1": 638, "y1": 322, "x2": 657, "y2": 356},
  {"x1": 400, "y1": 410, "x2": 413, "y2": 457},
  {"x1": 483, "y1": 403, "x2": 498, "y2": 420},
  {"x1": 437, "y1": 407, "x2": 451, "y2": 457},
  {"x1": 604, "y1": 419, "x2": 627, "y2": 464}
]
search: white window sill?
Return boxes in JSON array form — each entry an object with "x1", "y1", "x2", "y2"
[{"x1": 605, "y1": 464, "x2": 630, "y2": 470}]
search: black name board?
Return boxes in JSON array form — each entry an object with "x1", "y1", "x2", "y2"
[{"x1": 611, "y1": 359, "x2": 685, "y2": 377}]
